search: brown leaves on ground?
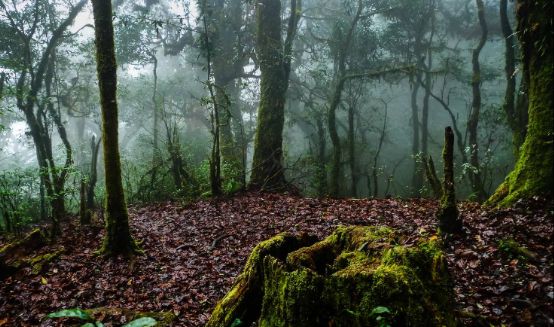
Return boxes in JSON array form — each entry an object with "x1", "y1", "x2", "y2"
[{"x1": 0, "y1": 192, "x2": 552, "y2": 326}]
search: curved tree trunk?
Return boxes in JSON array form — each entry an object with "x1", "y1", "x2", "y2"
[
  {"x1": 92, "y1": 0, "x2": 140, "y2": 256},
  {"x1": 467, "y1": 0, "x2": 488, "y2": 201},
  {"x1": 328, "y1": 0, "x2": 363, "y2": 197},
  {"x1": 487, "y1": 0, "x2": 554, "y2": 206}
]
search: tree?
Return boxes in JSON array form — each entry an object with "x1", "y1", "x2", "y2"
[
  {"x1": 466, "y1": 0, "x2": 488, "y2": 201},
  {"x1": 499, "y1": 0, "x2": 527, "y2": 158},
  {"x1": 200, "y1": 0, "x2": 251, "y2": 188},
  {"x1": 487, "y1": 0, "x2": 553, "y2": 206},
  {"x1": 249, "y1": 0, "x2": 300, "y2": 190},
  {"x1": 91, "y1": 0, "x2": 140, "y2": 255},
  {"x1": 327, "y1": 0, "x2": 363, "y2": 197},
  {"x1": 0, "y1": 0, "x2": 87, "y2": 238}
]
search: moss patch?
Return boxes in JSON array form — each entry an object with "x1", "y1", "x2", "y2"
[{"x1": 207, "y1": 226, "x2": 456, "y2": 327}]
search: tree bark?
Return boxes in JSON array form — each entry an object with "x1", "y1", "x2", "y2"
[
  {"x1": 91, "y1": 0, "x2": 140, "y2": 256},
  {"x1": 487, "y1": 0, "x2": 554, "y2": 206}
]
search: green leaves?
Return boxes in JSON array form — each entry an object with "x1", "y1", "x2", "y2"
[
  {"x1": 47, "y1": 308, "x2": 92, "y2": 320},
  {"x1": 230, "y1": 318, "x2": 243, "y2": 327},
  {"x1": 370, "y1": 306, "x2": 391, "y2": 315},
  {"x1": 370, "y1": 306, "x2": 392, "y2": 327},
  {"x1": 122, "y1": 317, "x2": 158, "y2": 327},
  {"x1": 47, "y1": 309, "x2": 156, "y2": 327}
]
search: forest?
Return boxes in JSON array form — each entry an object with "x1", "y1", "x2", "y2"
[{"x1": 0, "y1": 0, "x2": 552, "y2": 326}]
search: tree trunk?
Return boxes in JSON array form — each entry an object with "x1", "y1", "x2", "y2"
[
  {"x1": 437, "y1": 127, "x2": 462, "y2": 234},
  {"x1": 207, "y1": 226, "x2": 456, "y2": 326},
  {"x1": 328, "y1": 0, "x2": 363, "y2": 197},
  {"x1": 348, "y1": 103, "x2": 357, "y2": 197},
  {"x1": 424, "y1": 156, "x2": 443, "y2": 199},
  {"x1": 82, "y1": 135, "x2": 101, "y2": 225},
  {"x1": 487, "y1": 0, "x2": 554, "y2": 206},
  {"x1": 91, "y1": 0, "x2": 140, "y2": 256},
  {"x1": 249, "y1": 0, "x2": 299, "y2": 191},
  {"x1": 467, "y1": 0, "x2": 488, "y2": 201},
  {"x1": 150, "y1": 54, "x2": 160, "y2": 196},
  {"x1": 500, "y1": 0, "x2": 528, "y2": 158},
  {"x1": 315, "y1": 117, "x2": 327, "y2": 197},
  {"x1": 410, "y1": 71, "x2": 423, "y2": 196}
]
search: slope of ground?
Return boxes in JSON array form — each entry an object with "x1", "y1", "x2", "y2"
[{"x1": 0, "y1": 192, "x2": 552, "y2": 326}]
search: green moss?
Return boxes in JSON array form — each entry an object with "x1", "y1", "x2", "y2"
[
  {"x1": 206, "y1": 233, "x2": 317, "y2": 327},
  {"x1": 498, "y1": 238, "x2": 536, "y2": 261},
  {"x1": 487, "y1": 1, "x2": 554, "y2": 207},
  {"x1": 27, "y1": 248, "x2": 64, "y2": 274},
  {"x1": 208, "y1": 226, "x2": 456, "y2": 326}
]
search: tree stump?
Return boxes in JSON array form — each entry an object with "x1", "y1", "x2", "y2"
[
  {"x1": 207, "y1": 226, "x2": 456, "y2": 327},
  {"x1": 437, "y1": 127, "x2": 463, "y2": 234}
]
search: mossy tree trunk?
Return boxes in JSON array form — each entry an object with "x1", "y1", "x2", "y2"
[
  {"x1": 207, "y1": 226, "x2": 456, "y2": 326},
  {"x1": 437, "y1": 127, "x2": 462, "y2": 234},
  {"x1": 467, "y1": 0, "x2": 488, "y2": 201},
  {"x1": 91, "y1": 0, "x2": 140, "y2": 256},
  {"x1": 249, "y1": 0, "x2": 300, "y2": 191},
  {"x1": 487, "y1": 0, "x2": 554, "y2": 206}
]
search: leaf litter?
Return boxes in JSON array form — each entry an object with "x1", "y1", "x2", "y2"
[{"x1": 0, "y1": 192, "x2": 552, "y2": 326}]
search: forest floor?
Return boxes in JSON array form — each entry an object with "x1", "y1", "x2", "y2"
[{"x1": 0, "y1": 192, "x2": 552, "y2": 326}]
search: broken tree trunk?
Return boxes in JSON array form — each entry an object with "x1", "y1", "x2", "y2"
[
  {"x1": 436, "y1": 127, "x2": 463, "y2": 234},
  {"x1": 207, "y1": 226, "x2": 456, "y2": 327}
]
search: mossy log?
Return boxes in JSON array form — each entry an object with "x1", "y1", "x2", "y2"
[
  {"x1": 0, "y1": 229, "x2": 64, "y2": 279},
  {"x1": 207, "y1": 226, "x2": 456, "y2": 327},
  {"x1": 0, "y1": 229, "x2": 47, "y2": 279}
]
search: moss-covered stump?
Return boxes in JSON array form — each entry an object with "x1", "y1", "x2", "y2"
[
  {"x1": 207, "y1": 226, "x2": 456, "y2": 327},
  {"x1": 206, "y1": 233, "x2": 317, "y2": 327}
]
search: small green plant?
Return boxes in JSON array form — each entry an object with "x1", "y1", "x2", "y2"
[
  {"x1": 369, "y1": 306, "x2": 392, "y2": 327},
  {"x1": 47, "y1": 308, "x2": 157, "y2": 327}
]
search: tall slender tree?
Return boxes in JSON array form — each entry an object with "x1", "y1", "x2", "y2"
[
  {"x1": 466, "y1": 0, "x2": 488, "y2": 201},
  {"x1": 487, "y1": 0, "x2": 553, "y2": 206},
  {"x1": 91, "y1": 0, "x2": 140, "y2": 255},
  {"x1": 499, "y1": 0, "x2": 527, "y2": 158}
]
